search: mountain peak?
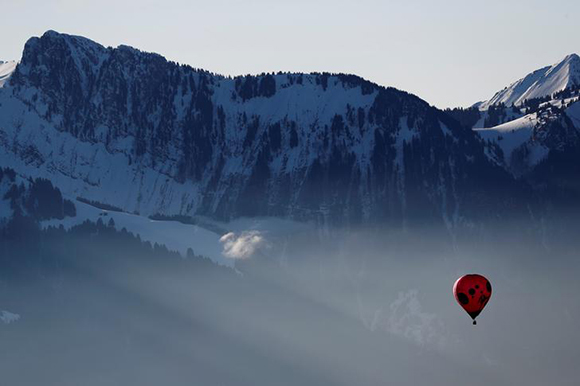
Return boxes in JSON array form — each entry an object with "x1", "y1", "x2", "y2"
[
  {"x1": 13, "y1": 30, "x2": 108, "y2": 90},
  {"x1": 478, "y1": 53, "x2": 580, "y2": 109},
  {"x1": 42, "y1": 29, "x2": 61, "y2": 37},
  {"x1": 563, "y1": 53, "x2": 579, "y2": 62},
  {"x1": 39, "y1": 29, "x2": 98, "y2": 44}
]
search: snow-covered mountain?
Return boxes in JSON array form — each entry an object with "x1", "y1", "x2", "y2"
[
  {"x1": 476, "y1": 98, "x2": 580, "y2": 174},
  {"x1": 0, "y1": 31, "x2": 528, "y2": 230},
  {"x1": 470, "y1": 55, "x2": 580, "y2": 194},
  {"x1": 477, "y1": 53, "x2": 580, "y2": 110}
]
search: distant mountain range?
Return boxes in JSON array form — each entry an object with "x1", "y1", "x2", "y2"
[{"x1": 0, "y1": 31, "x2": 578, "y2": 235}]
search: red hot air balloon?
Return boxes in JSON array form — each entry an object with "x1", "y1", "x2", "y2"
[{"x1": 453, "y1": 274, "x2": 492, "y2": 325}]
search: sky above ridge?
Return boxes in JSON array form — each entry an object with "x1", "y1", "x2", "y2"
[{"x1": 2, "y1": 0, "x2": 579, "y2": 108}]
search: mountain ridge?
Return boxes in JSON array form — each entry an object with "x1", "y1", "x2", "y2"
[
  {"x1": 0, "y1": 30, "x2": 529, "y2": 231},
  {"x1": 477, "y1": 53, "x2": 580, "y2": 110}
]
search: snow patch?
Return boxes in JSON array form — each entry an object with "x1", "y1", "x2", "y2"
[
  {"x1": 566, "y1": 100, "x2": 580, "y2": 127},
  {"x1": 42, "y1": 199, "x2": 234, "y2": 267},
  {"x1": 475, "y1": 115, "x2": 536, "y2": 163},
  {"x1": 0, "y1": 60, "x2": 17, "y2": 87}
]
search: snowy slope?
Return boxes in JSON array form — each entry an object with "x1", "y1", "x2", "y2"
[
  {"x1": 0, "y1": 30, "x2": 529, "y2": 232},
  {"x1": 0, "y1": 60, "x2": 16, "y2": 87},
  {"x1": 566, "y1": 98, "x2": 580, "y2": 127},
  {"x1": 472, "y1": 53, "x2": 580, "y2": 176},
  {"x1": 475, "y1": 98, "x2": 580, "y2": 175},
  {"x1": 479, "y1": 54, "x2": 580, "y2": 109},
  {"x1": 472, "y1": 107, "x2": 525, "y2": 129},
  {"x1": 41, "y1": 198, "x2": 314, "y2": 267},
  {"x1": 475, "y1": 114, "x2": 548, "y2": 170},
  {"x1": 42, "y1": 199, "x2": 234, "y2": 267}
]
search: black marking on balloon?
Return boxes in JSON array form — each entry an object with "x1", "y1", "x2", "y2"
[
  {"x1": 475, "y1": 285, "x2": 479, "y2": 289},
  {"x1": 457, "y1": 292, "x2": 469, "y2": 305},
  {"x1": 468, "y1": 288, "x2": 475, "y2": 296},
  {"x1": 468, "y1": 310, "x2": 481, "y2": 319},
  {"x1": 486, "y1": 280, "x2": 491, "y2": 292},
  {"x1": 479, "y1": 294, "x2": 488, "y2": 305}
]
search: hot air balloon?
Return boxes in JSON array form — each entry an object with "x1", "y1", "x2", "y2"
[{"x1": 453, "y1": 274, "x2": 491, "y2": 325}]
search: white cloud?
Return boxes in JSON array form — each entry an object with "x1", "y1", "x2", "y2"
[
  {"x1": 0, "y1": 310, "x2": 20, "y2": 324},
  {"x1": 220, "y1": 230, "x2": 268, "y2": 259}
]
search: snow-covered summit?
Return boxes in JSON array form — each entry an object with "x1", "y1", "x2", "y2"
[
  {"x1": 478, "y1": 53, "x2": 580, "y2": 110},
  {"x1": 468, "y1": 53, "x2": 580, "y2": 179}
]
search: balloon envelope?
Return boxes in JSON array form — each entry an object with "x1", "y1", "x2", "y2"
[{"x1": 453, "y1": 274, "x2": 492, "y2": 323}]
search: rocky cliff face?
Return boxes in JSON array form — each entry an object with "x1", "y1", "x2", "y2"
[{"x1": 0, "y1": 31, "x2": 527, "y2": 229}]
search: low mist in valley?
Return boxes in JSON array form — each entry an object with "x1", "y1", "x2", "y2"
[{"x1": 1, "y1": 213, "x2": 578, "y2": 386}]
